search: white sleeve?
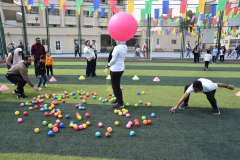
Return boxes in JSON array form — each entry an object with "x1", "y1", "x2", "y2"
[
  {"x1": 108, "y1": 47, "x2": 118, "y2": 67},
  {"x1": 186, "y1": 84, "x2": 193, "y2": 94},
  {"x1": 210, "y1": 83, "x2": 218, "y2": 91},
  {"x1": 84, "y1": 47, "x2": 91, "y2": 58}
]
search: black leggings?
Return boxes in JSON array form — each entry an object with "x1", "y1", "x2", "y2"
[
  {"x1": 220, "y1": 55, "x2": 224, "y2": 62},
  {"x1": 46, "y1": 65, "x2": 53, "y2": 76},
  {"x1": 184, "y1": 84, "x2": 217, "y2": 109},
  {"x1": 110, "y1": 70, "x2": 124, "y2": 104},
  {"x1": 6, "y1": 74, "x2": 26, "y2": 94}
]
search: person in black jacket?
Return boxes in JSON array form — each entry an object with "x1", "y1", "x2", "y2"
[{"x1": 36, "y1": 55, "x2": 47, "y2": 90}]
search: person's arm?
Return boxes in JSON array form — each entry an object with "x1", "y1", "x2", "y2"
[
  {"x1": 19, "y1": 67, "x2": 35, "y2": 88},
  {"x1": 217, "y1": 83, "x2": 234, "y2": 90},
  {"x1": 169, "y1": 92, "x2": 190, "y2": 113},
  {"x1": 107, "y1": 47, "x2": 118, "y2": 67},
  {"x1": 6, "y1": 53, "x2": 13, "y2": 67},
  {"x1": 43, "y1": 46, "x2": 46, "y2": 55},
  {"x1": 51, "y1": 57, "x2": 53, "y2": 66},
  {"x1": 31, "y1": 45, "x2": 34, "y2": 60},
  {"x1": 84, "y1": 47, "x2": 91, "y2": 59}
]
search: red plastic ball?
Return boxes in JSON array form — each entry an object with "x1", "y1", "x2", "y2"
[
  {"x1": 55, "y1": 113, "x2": 59, "y2": 118},
  {"x1": 44, "y1": 112, "x2": 49, "y2": 116},
  {"x1": 23, "y1": 111, "x2": 28, "y2": 116},
  {"x1": 53, "y1": 127, "x2": 58, "y2": 132},
  {"x1": 109, "y1": 93, "x2": 112, "y2": 96},
  {"x1": 86, "y1": 94, "x2": 89, "y2": 97},
  {"x1": 109, "y1": 96, "x2": 112, "y2": 99},
  {"x1": 75, "y1": 104, "x2": 78, "y2": 108},
  {"x1": 55, "y1": 102, "x2": 58, "y2": 105},
  {"x1": 66, "y1": 95, "x2": 70, "y2": 98},
  {"x1": 35, "y1": 101, "x2": 38, "y2": 104},
  {"x1": 74, "y1": 126, "x2": 79, "y2": 130},
  {"x1": 144, "y1": 102, "x2": 148, "y2": 105},
  {"x1": 135, "y1": 122, "x2": 140, "y2": 126},
  {"x1": 134, "y1": 119, "x2": 138, "y2": 123},
  {"x1": 91, "y1": 92, "x2": 94, "y2": 95},
  {"x1": 85, "y1": 113, "x2": 89, "y2": 117},
  {"x1": 78, "y1": 92, "x2": 81, "y2": 95},
  {"x1": 62, "y1": 100, "x2": 65, "y2": 103},
  {"x1": 34, "y1": 105, "x2": 38, "y2": 109},
  {"x1": 30, "y1": 99, "x2": 33, "y2": 102},
  {"x1": 147, "y1": 120, "x2": 152, "y2": 124},
  {"x1": 40, "y1": 105, "x2": 43, "y2": 108},
  {"x1": 57, "y1": 121, "x2": 61, "y2": 124},
  {"x1": 49, "y1": 113, "x2": 53, "y2": 116}
]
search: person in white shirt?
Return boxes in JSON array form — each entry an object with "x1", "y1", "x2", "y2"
[
  {"x1": 169, "y1": 78, "x2": 234, "y2": 115},
  {"x1": 203, "y1": 49, "x2": 212, "y2": 71},
  {"x1": 185, "y1": 41, "x2": 191, "y2": 58},
  {"x1": 220, "y1": 46, "x2": 225, "y2": 62},
  {"x1": 106, "y1": 41, "x2": 127, "y2": 108},
  {"x1": 84, "y1": 40, "x2": 96, "y2": 78}
]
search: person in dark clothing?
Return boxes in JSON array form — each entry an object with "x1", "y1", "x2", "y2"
[
  {"x1": 74, "y1": 43, "x2": 79, "y2": 57},
  {"x1": 237, "y1": 44, "x2": 240, "y2": 59},
  {"x1": 31, "y1": 37, "x2": 46, "y2": 78},
  {"x1": 192, "y1": 44, "x2": 200, "y2": 63},
  {"x1": 36, "y1": 55, "x2": 47, "y2": 90},
  {"x1": 20, "y1": 42, "x2": 24, "y2": 50}
]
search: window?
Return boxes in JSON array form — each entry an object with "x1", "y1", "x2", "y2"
[
  {"x1": 157, "y1": 39, "x2": 160, "y2": 45},
  {"x1": 83, "y1": 11, "x2": 93, "y2": 17},
  {"x1": 98, "y1": 26, "x2": 107, "y2": 29},
  {"x1": 65, "y1": 10, "x2": 76, "y2": 16},
  {"x1": 67, "y1": 25, "x2": 76, "y2": 27},
  {"x1": 49, "y1": 24, "x2": 60, "y2": 27},
  {"x1": 26, "y1": 7, "x2": 39, "y2": 14},
  {"x1": 116, "y1": 0, "x2": 123, "y2": 5},
  {"x1": 42, "y1": 39, "x2": 48, "y2": 45},
  {"x1": 98, "y1": 12, "x2": 108, "y2": 18},
  {"x1": 84, "y1": 25, "x2": 93, "y2": 28},
  {"x1": 101, "y1": 0, "x2": 107, "y2": 3},
  {"x1": 84, "y1": 0, "x2": 93, "y2": 2},
  {"x1": 27, "y1": 23, "x2": 40, "y2": 26},
  {"x1": 48, "y1": 8, "x2": 60, "y2": 15},
  {"x1": 172, "y1": 40, "x2": 177, "y2": 44},
  {"x1": 206, "y1": 1, "x2": 216, "y2": 5},
  {"x1": 66, "y1": 0, "x2": 75, "y2": 1}
]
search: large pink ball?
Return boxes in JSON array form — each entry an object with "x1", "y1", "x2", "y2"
[{"x1": 108, "y1": 12, "x2": 138, "y2": 41}]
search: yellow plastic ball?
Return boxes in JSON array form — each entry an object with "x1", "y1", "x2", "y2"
[
  {"x1": 15, "y1": 111, "x2": 19, "y2": 115},
  {"x1": 34, "y1": 128, "x2": 40, "y2": 133},
  {"x1": 114, "y1": 97, "x2": 116, "y2": 100},
  {"x1": 46, "y1": 96, "x2": 49, "y2": 99},
  {"x1": 115, "y1": 121, "x2": 119, "y2": 126},
  {"x1": 58, "y1": 114, "x2": 62, "y2": 119},
  {"x1": 119, "y1": 112, "x2": 123, "y2": 116},
  {"x1": 125, "y1": 109, "x2": 128, "y2": 113},
  {"x1": 122, "y1": 108, "x2": 125, "y2": 112},
  {"x1": 142, "y1": 91, "x2": 145, "y2": 94},
  {"x1": 69, "y1": 123, "x2": 74, "y2": 127},
  {"x1": 37, "y1": 96, "x2": 40, "y2": 99},
  {"x1": 48, "y1": 107, "x2": 52, "y2": 110},
  {"x1": 51, "y1": 104, "x2": 54, "y2": 108},
  {"x1": 83, "y1": 124, "x2": 87, "y2": 128},
  {"x1": 114, "y1": 109, "x2": 118, "y2": 114},
  {"x1": 53, "y1": 94, "x2": 55, "y2": 96},
  {"x1": 118, "y1": 110, "x2": 121, "y2": 113}
]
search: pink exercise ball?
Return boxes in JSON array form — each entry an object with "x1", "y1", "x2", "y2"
[{"x1": 108, "y1": 12, "x2": 138, "y2": 42}]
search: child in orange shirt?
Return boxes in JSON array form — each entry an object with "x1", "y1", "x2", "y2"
[{"x1": 45, "y1": 51, "x2": 53, "y2": 78}]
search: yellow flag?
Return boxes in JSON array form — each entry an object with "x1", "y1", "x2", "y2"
[
  {"x1": 59, "y1": 0, "x2": 65, "y2": 9},
  {"x1": 198, "y1": 0, "x2": 206, "y2": 12},
  {"x1": 180, "y1": 33, "x2": 182, "y2": 36},
  {"x1": 128, "y1": 1, "x2": 134, "y2": 14},
  {"x1": 103, "y1": 23, "x2": 105, "y2": 26},
  {"x1": 223, "y1": 11, "x2": 226, "y2": 22},
  {"x1": 104, "y1": 19, "x2": 107, "y2": 22},
  {"x1": 229, "y1": 9, "x2": 232, "y2": 17},
  {"x1": 24, "y1": 1, "x2": 31, "y2": 10},
  {"x1": 77, "y1": 8, "x2": 80, "y2": 15},
  {"x1": 158, "y1": 30, "x2": 160, "y2": 35},
  {"x1": 173, "y1": 28, "x2": 176, "y2": 35},
  {"x1": 158, "y1": 20, "x2": 160, "y2": 25},
  {"x1": 182, "y1": 8, "x2": 187, "y2": 19}
]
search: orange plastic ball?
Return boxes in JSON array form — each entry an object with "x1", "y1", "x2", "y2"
[
  {"x1": 105, "y1": 132, "x2": 110, "y2": 137},
  {"x1": 57, "y1": 111, "x2": 61, "y2": 115},
  {"x1": 86, "y1": 121, "x2": 91, "y2": 126},
  {"x1": 143, "y1": 120, "x2": 148, "y2": 125},
  {"x1": 107, "y1": 127, "x2": 112, "y2": 133}
]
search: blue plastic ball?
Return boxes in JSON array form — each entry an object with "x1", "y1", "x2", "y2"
[
  {"x1": 137, "y1": 92, "x2": 140, "y2": 95},
  {"x1": 100, "y1": 97, "x2": 103, "y2": 100},
  {"x1": 64, "y1": 91, "x2": 67, "y2": 94},
  {"x1": 78, "y1": 106, "x2": 82, "y2": 110},
  {"x1": 78, "y1": 104, "x2": 82, "y2": 107},
  {"x1": 44, "y1": 108, "x2": 48, "y2": 111},
  {"x1": 66, "y1": 115, "x2": 69, "y2": 119},
  {"x1": 62, "y1": 96, "x2": 65, "y2": 99},
  {"x1": 56, "y1": 109, "x2": 60, "y2": 111},
  {"x1": 93, "y1": 96, "x2": 96, "y2": 99},
  {"x1": 58, "y1": 94, "x2": 61, "y2": 96},
  {"x1": 112, "y1": 95, "x2": 115, "y2": 98},
  {"x1": 102, "y1": 100, "x2": 105, "y2": 103},
  {"x1": 151, "y1": 113, "x2": 155, "y2": 118},
  {"x1": 41, "y1": 95, "x2": 44, "y2": 98},
  {"x1": 130, "y1": 131, "x2": 135, "y2": 136},
  {"x1": 59, "y1": 123, "x2": 64, "y2": 128},
  {"x1": 73, "y1": 93, "x2": 76, "y2": 96},
  {"x1": 82, "y1": 107, "x2": 85, "y2": 110},
  {"x1": 95, "y1": 132, "x2": 101, "y2": 137},
  {"x1": 40, "y1": 108, "x2": 44, "y2": 112},
  {"x1": 32, "y1": 101, "x2": 35, "y2": 104},
  {"x1": 139, "y1": 101, "x2": 142, "y2": 104},
  {"x1": 48, "y1": 131, "x2": 54, "y2": 136},
  {"x1": 53, "y1": 96, "x2": 56, "y2": 99},
  {"x1": 70, "y1": 121, "x2": 75, "y2": 124}
]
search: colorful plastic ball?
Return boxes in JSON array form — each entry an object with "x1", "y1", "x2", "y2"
[
  {"x1": 126, "y1": 124, "x2": 131, "y2": 129},
  {"x1": 134, "y1": 119, "x2": 138, "y2": 123},
  {"x1": 142, "y1": 116, "x2": 146, "y2": 120},
  {"x1": 121, "y1": 87, "x2": 123, "y2": 90},
  {"x1": 114, "y1": 109, "x2": 118, "y2": 114},
  {"x1": 64, "y1": 91, "x2": 67, "y2": 94},
  {"x1": 17, "y1": 118, "x2": 22, "y2": 123},
  {"x1": 102, "y1": 100, "x2": 105, "y2": 103},
  {"x1": 82, "y1": 100, "x2": 86, "y2": 104},
  {"x1": 83, "y1": 96, "x2": 86, "y2": 100},
  {"x1": 125, "y1": 109, "x2": 128, "y2": 113},
  {"x1": 115, "y1": 121, "x2": 119, "y2": 126},
  {"x1": 66, "y1": 115, "x2": 70, "y2": 119},
  {"x1": 32, "y1": 101, "x2": 35, "y2": 104},
  {"x1": 34, "y1": 105, "x2": 38, "y2": 109},
  {"x1": 142, "y1": 91, "x2": 145, "y2": 94},
  {"x1": 79, "y1": 125, "x2": 83, "y2": 129},
  {"x1": 86, "y1": 121, "x2": 91, "y2": 126},
  {"x1": 70, "y1": 93, "x2": 73, "y2": 96},
  {"x1": 73, "y1": 93, "x2": 76, "y2": 96},
  {"x1": 109, "y1": 96, "x2": 112, "y2": 99},
  {"x1": 55, "y1": 102, "x2": 58, "y2": 105},
  {"x1": 40, "y1": 108, "x2": 44, "y2": 112},
  {"x1": 66, "y1": 95, "x2": 69, "y2": 98},
  {"x1": 86, "y1": 94, "x2": 89, "y2": 97},
  {"x1": 48, "y1": 123, "x2": 53, "y2": 128},
  {"x1": 44, "y1": 112, "x2": 49, "y2": 116},
  {"x1": 112, "y1": 95, "x2": 115, "y2": 98},
  {"x1": 137, "y1": 92, "x2": 140, "y2": 95},
  {"x1": 82, "y1": 107, "x2": 85, "y2": 110},
  {"x1": 73, "y1": 96, "x2": 77, "y2": 99},
  {"x1": 48, "y1": 131, "x2": 54, "y2": 136},
  {"x1": 98, "y1": 122, "x2": 103, "y2": 127},
  {"x1": 79, "y1": 96, "x2": 83, "y2": 99},
  {"x1": 123, "y1": 112, "x2": 126, "y2": 116},
  {"x1": 126, "y1": 113, "x2": 130, "y2": 118},
  {"x1": 78, "y1": 116, "x2": 82, "y2": 120},
  {"x1": 144, "y1": 102, "x2": 148, "y2": 105},
  {"x1": 43, "y1": 121, "x2": 47, "y2": 125},
  {"x1": 95, "y1": 132, "x2": 101, "y2": 137},
  {"x1": 93, "y1": 96, "x2": 96, "y2": 99},
  {"x1": 128, "y1": 121, "x2": 133, "y2": 126},
  {"x1": 139, "y1": 101, "x2": 142, "y2": 104},
  {"x1": 105, "y1": 99, "x2": 108, "y2": 102},
  {"x1": 147, "y1": 103, "x2": 151, "y2": 107},
  {"x1": 151, "y1": 113, "x2": 155, "y2": 118},
  {"x1": 130, "y1": 131, "x2": 135, "y2": 136},
  {"x1": 135, "y1": 122, "x2": 140, "y2": 126},
  {"x1": 62, "y1": 100, "x2": 65, "y2": 103},
  {"x1": 73, "y1": 124, "x2": 77, "y2": 128},
  {"x1": 58, "y1": 115, "x2": 62, "y2": 119},
  {"x1": 109, "y1": 93, "x2": 112, "y2": 96},
  {"x1": 34, "y1": 128, "x2": 40, "y2": 133},
  {"x1": 134, "y1": 104, "x2": 138, "y2": 107},
  {"x1": 58, "y1": 98, "x2": 61, "y2": 101},
  {"x1": 83, "y1": 124, "x2": 87, "y2": 128},
  {"x1": 70, "y1": 121, "x2": 75, "y2": 124},
  {"x1": 105, "y1": 132, "x2": 110, "y2": 137},
  {"x1": 40, "y1": 105, "x2": 43, "y2": 108},
  {"x1": 69, "y1": 123, "x2": 74, "y2": 128},
  {"x1": 121, "y1": 108, "x2": 125, "y2": 112},
  {"x1": 91, "y1": 92, "x2": 94, "y2": 95},
  {"x1": 46, "y1": 96, "x2": 49, "y2": 99},
  {"x1": 23, "y1": 111, "x2": 28, "y2": 116},
  {"x1": 107, "y1": 127, "x2": 112, "y2": 133},
  {"x1": 125, "y1": 103, "x2": 129, "y2": 107},
  {"x1": 81, "y1": 92, "x2": 84, "y2": 95},
  {"x1": 53, "y1": 127, "x2": 58, "y2": 133},
  {"x1": 25, "y1": 102, "x2": 29, "y2": 106},
  {"x1": 20, "y1": 103, "x2": 24, "y2": 107},
  {"x1": 15, "y1": 111, "x2": 19, "y2": 115},
  {"x1": 143, "y1": 120, "x2": 148, "y2": 125},
  {"x1": 78, "y1": 106, "x2": 82, "y2": 110},
  {"x1": 48, "y1": 107, "x2": 52, "y2": 110},
  {"x1": 147, "y1": 120, "x2": 152, "y2": 124},
  {"x1": 110, "y1": 99, "x2": 114, "y2": 102},
  {"x1": 119, "y1": 112, "x2": 122, "y2": 116},
  {"x1": 74, "y1": 126, "x2": 79, "y2": 131},
  {"x1": 85, "y1": 113, "x2": 90, "y2": 117},
  {"x1": 29, "y1": 107, "x2": 33, "y2": 110}
]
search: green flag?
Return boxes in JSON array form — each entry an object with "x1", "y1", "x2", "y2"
[
  {"x1": 168, "y1": 19, "x2": 172, "y2": 26},
  {"x1": 217, "y1": 12, "x2": 220, "y2": 17},
  {"x1": 235, "y1": 12, "x2": 240, "y2": 18},
  {"x1": 187, "y1": 17, "x2": 191, "y2": 20},
  {"x1": 226, "y1": 15, "x2": 230, "y2": 22},
  {"x1": 217, "y1": 0, "x2": 227, "y2": 12},
  {"x1": 88, "y1": 7, "x2": 93, "y2": 17},
  {"x1": 196, "y1": 7, "x2": 200, "y2": 18},
  {"x1": 76, "y1": 0, "x2": 83, "y2": 11},
  {"x1": 205, "y1": 13, "x2": 208, "y2": 18},
  {"x1": 145, "y1": 1, "x2": 152, "y2": 14},
  {"x1": 141, "y1": 9, "x2": 146, "y2": 20},
  {"x1": 140, "y1": 22, "x2": 143, "y2": 26},
  {"x1": 38, "y1": 3, "x2": 46, "y2": 10}
]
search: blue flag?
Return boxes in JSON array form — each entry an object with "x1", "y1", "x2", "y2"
[
  {"x1": 154, "y1": 9, "x2": 160, "y2": 19},
  {"x1": 207, "y1": 20, "x2": 210, "y2": 26},
  {"x1": 160, "y1": 19, "x2": 163, "y2": 26},
  {"x1": 197, "y1": 25, "x2": 199, "y2": 31},
  {"x1": 145, "y1": 20, "x2": 147, "y2": 25},
  {"x1": 93, "y1": 0, "x2": 100, "y2": 10},
  {"x1": 239, "y1": 1, "x2": 240, "y2": 7},
  {"x1": 195, "y1": 17, "x2": 198, "y2": 23},
  {"x1": 152, "y1": 31, "x2": 154, "y2": 35},
  {"x1": 28, "y1": 0, "x2": 33, "y2": 5},
  {"x1": 211, "y1": 5, "x2": 217, "y2": 17},
  {"x1": 180, "y1": 17, "x2": 182, "y2": 22},
  {"x1": 99, "y1": 8, "x2": 106, "y2": 16},
  {"x1": 201, "y1": 14, "x2": 205, "y2": 21},
  {"x1": 50, "y1": 4, "x2": 55, "y2": 15},
  {"x1": 162, "y1": 1, "x2": 169, "y2": 14}
]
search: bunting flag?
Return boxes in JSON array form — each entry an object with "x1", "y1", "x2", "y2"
[
  {"x1": 59, "y1": 0, "x2": 65, "y2": 9},
  {"x1": 155, "y1": 9, "x2": 159, "y2": 19},
  {"x1": 145, "y1": 20, "x2": 147, "y2": 25},
  {"x1": 93, "y1": 0, "x2": 100, "y2": 10},
  {"x1": 217, "y1": 0, "x2": 227, "y2": 11},
  {"x1": 140, "y1": 22, "x2": 143, "y2": 26},
  {"x1": 110, "y1": 0, "x2": 117, "y2": 13},
  {"x1": 128, "y1": 1, "x2": 134, "y2": 14},
  {"x1": 63, "y1": 5, "x2": 67, "y2": 13},
  {"x1": 88, "y1": 7, "x2": 93, "y2": 16},
  {"x1": 180, "y1": 0, "x2": 188, "y2": 14},
  {"x1": 191, "y1": 15, "x2": 195, "y2": 22},
  {"x1": 198, "y1": 0, "x2": 206, "y2": 13},
  {"x1": 114, "y1": 8, "x2": 119, "y2": 14},
  {"x1": 24, "y1": 1, "x2": 31, "y2": 10},
  {"x1": 234, "y1": 7, "x2": 238, "y2": 16},
  {"x1": 28, "y1": 0, "x2": 33, "y2": 5},
  {"x1": 194, "y1": 17, "x2": 198, "y2": 23},
  {"x1": 168, "y1": 8, "x2": 173, "y2": 19},
  {"x1": 200, "y1": 14, "x2": 205, "y2": 21},
  {"x1": 77, "y1": 8, "x2": 80, "y2": 15},
  {"x1": 168, "y1": 19, "x2": 172, "y2": 26},
  {"x1": 239, "y1": 1, "x2": 240, "y2": 8},
  {"x1": 76, "y1": 0, "x2": 83, "y2": 11},
  {"x1": 99, "y1": 8, "x2": 106, "y2": 16},
  {"x1": 153, "y1": 20, "x2": 156, "y2": 26},
  {"x1": 225, "y1": 2, "x2": 232, "y2": 15},
  {"x1": 164, "y1": 19, "x2": 167, "y2": 24},
  {"x1": 38, "y1": 3, "x2": 46, "y2": 10},
  {"x1": 160, "y1": 19, "x2": 163, "y2": 26},
  {"x1": 145, "y1": 1, "x2": 152, "y2": 14},
  {"x1": 195, "y1": 7, "x2": 200, "y2": 17},
  {"x1": 235, "y1": 12, "x2": 240, "y2": 18},
  {"x1": 182, "y1": 8, "x2": 187, "y2": 19},
  {"x1": 141, "y1": 9, "x2": 145, "y2": 20},
  {"x1": 162, "y1": 1, "x2": 169, "y2": 14},
  {"x1": 43, "y1": 0, "x2": 48, "y2": 7},
  {"x1": 211, "y1": 5, "x2": 217, "y2": 17},
  {"x1": 50, "y1": 4, "x2": 55, "y2": 14},
  {"x1": 103, "y1": 23, "x2": 105, "y2": 26}
]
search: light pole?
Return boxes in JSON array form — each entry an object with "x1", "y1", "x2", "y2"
[{"x1": 35, "y1": 17, "x2": 38, "y2": 26}]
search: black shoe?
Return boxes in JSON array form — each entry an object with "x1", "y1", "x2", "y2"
[
  {"x1": 111, "y1": 99, "x2": 118, "y2": 104},
  {"x1": 113, "y1": 103, "x2": 124, "y2": 108},
  {"x1": 17, "y1": 94, "x2": 28, "y2": 99},
  {"x1": 13, "y1": 89, "x2": 19, "y2": 94},
  {"x1": 204, "y1": 68, "x2": 206, "y2": 71}
]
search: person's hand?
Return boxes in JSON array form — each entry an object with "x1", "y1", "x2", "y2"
[
  {"x1": 228, "y1": 85, "x2": 234, "y2": 90},
  {"x1": 106, "y1": 65, "x2": 109, "y2": 68},
  {"x1": 169, "y1": 106, "x2": 177, "y2": 113},
  {"x1": 33, "y1": 86, "x2": 39, "y2": 92},
  {"x1": 32, "y1": 57, "x2": 35, "y2": 61},
  {"x1": 39, "y1": 75, "x2": 42, "y2": 78}
]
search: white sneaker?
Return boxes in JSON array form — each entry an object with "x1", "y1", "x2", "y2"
[
  {"x1": 12, "y1": 84, "x2": 15, "y2": 86},
  {"x1": 43, "y1": 84, "x2": 47, "y2": 87},
  {"x1": 38, "y1": 87, "x2": 42, "y2": 90}
]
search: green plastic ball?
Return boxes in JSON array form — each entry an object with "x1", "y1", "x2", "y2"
[
  {"x1": 81, "y1": 93, "x2": 84, "y2": 95},
  {"x1": 25, "y1": 102, "x2": 29, "y2": 106},
  {"x1": 86, "y1": 92, "x2": 89, "y2": 95},
  {"x1": 48, "y1": 123, "x2": 53, "y2": 128},
  {"x1": 142, "y1": 116, "x2": 146, "y2": 121},
  {"x1": 58, "y1": 98, "x2": 61, "y2": 101},
  {"x1": 70, "y1": 93, "x2": 73, "y2": 96},
  {"x1": 147, "y1": 103, "x2": 151, "y2": 107},
  {"x1": 126, "y1": 103, "x2": 130, "y2": 107},
  {"x1": 110, "y1": 99, "x2": 114, "y2": 102},
  {"x1": 77, "y1": 91, "x2": 80, "y2": 93},
  {"x1": 43, "y1": 121, "x2": 47, "y2": 125},
  {"x1": 134, "y1": 104, "x2": 138, "y2": 107},
  {"x1": 73, "y1": 96, "x2": 77, "y2": 99},
  {"x1": 73, "y1": 124, "x2": 77, "y2": 128},
  {"x1": 99, "y1": 98, "x2": 102, "y2": 102},
  {"x1": 78, "y1": 116, "x2": 82, "y2": 120}
]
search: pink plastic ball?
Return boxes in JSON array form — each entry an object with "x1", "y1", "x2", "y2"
[
  {"x1": 98, "y1": 122, "x2": 103, "y2": 127},
  {"x1": 126, "y1": 124, "x2": 131, "y2": 129},
  {"x1": 83, "y1": 92, "x2": 86, "y2": 95},
  {"x1": 126, "y1": 113, "x2": 130, "y2": 118},
  {"x1": 121, "y1": 87, "x2": 123, "y2": 90},
  {"x1": 94, "y1": 93, "x2": 97, "y2": 96},
  {"x1": 53, "y1": 127, "x2": 58, "y2": 132},
  {"x1": 79, "y1": 125, "x2": 83, "y2": 129},
  {"x1": 128, "y1": 121, "x2": 133, "y2": 126},
  {"x1": 18, "y1": 118, "x2": 22, "y2": 123},
  {"x1": 41, "y1": 99, "x2": 44, "y2": 102},
  {"x1": 108, "y1": 12, "x2": 138, "y2": 41},
  {"x1": 20, "y1": 103, "x2": 24, "y2": 107},
  {"x1": 83, "y1": 96, "x2": 86, "y2": 100}
]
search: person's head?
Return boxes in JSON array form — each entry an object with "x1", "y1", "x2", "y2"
[
  {"x1": 15, "y1": 48, "x2": 23, "y2": 56},
  {"x1": 40, "y1": 55, "x2": 46, "y2": 62},
  {"x1": 92, "y1": 40, "x2": 96, "y2": 44},
  {"x1": 214, "y1": 45, "x2": 217, "y2": 49},
  {"x1": 24, "y1": 55, "x2": 32, "y2": 65},
  {"x1": 85, "y1": 40, "x2": 90, "y2": 46},
  {"x1": 222, "y1": 46, "x2": 224, "y2": 49},
  {"x1": 137, "y1": 44, "x2": 140, "y2": 48},
  {"x1": 36, "y1": 37, "x2": 41, "y2": 44},
  {"x1": 46, "y1": 51, "x2": 50, "y2": 56},
  {"x1": 135, "y1": 44, "x2": 137, "y2": 46},
  {"x1": 196, "y1": 43, "x2": 199, "y2": 46},
  {"x1": 18, "y1": 45, "x2": 23, "y2": 50},
  {"x1": 207, "y1": 49, "x2": 210, "y2": 54},
  {"x1": 192, "y1": 81, "x2": 203, "y2": 93},
  {"x1": 20, "y1": 42, "x2": 22, "y2": 45},
  {"x1": 188, "y1": 41, "x2": 190, "y2": 44},
  {"x1": 75, "y1": 43, "x2": 77, "y2": 45}
]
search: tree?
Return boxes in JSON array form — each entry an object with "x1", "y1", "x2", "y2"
[{"x1": 180, "y1": 10, "x2": 196, "y2": 32}]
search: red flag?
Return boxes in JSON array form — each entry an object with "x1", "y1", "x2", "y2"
[
  {"x1": 63, "y1": 5, "x2": 68, "y2": 13},
  {"x1": 225, "y1": 2, "x2": 232, "y2": 16},
  {"x1": 170, "y1": 29, "x2": 171, "y2": 35},
  {"x1": 114, "y1": 8, "x2": 119, "y2": 14},
  {"x1": 234, "y1": 7, "x2": 238, "y2": 15},
  {"x1": 165, "y1": 31, "x2": 166, "y2": 35},
  {"x1": 191, "y1": 15, "x2": 195, "y2": 22},
  {"x1": 153, "y1": 20, "x2": 156, "y2": 26},
  {"x1": 43, "y1": 0, "x2": 49, "y2": 7},
  {"x1": 168, "y1": 8, "x2": 173, "y2": 19},
  {"x1": 180, "y1": 0, "x2": 188, "y2": 14},
  {"x1": 189, "y1": 25, "x2": 193, "y2": 27},
  {"x1": 110, "y1": 0, "x2": 117, "y2": 13},
  {"x1": 164, "y1": 19, "x2": 168, "y2": 24},
  {"x1": 155, "y1": 30, "x2": 158, "y2": 35},
  {"x1": 212, "y1": 18, "x2": 217, "y2": 26}
]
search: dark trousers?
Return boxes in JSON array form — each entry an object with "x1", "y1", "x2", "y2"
[
  {"x1": 184, "y1": 84, "x2": 217, "y2": 109},
  {"x1": 110, "y1": 70, "x2": 124, "y2": 104},
  {"x1": 6, "y1": 64, "x2": 15, "y2": 85},
  {"x1": 38, "y1": 74, "x2": 47, "y2": 87},
  {"x1": 197, "y1": 55, "x2": 200, "y2": 62},
  {"x1": 220, "y1": 55, "x2": 224, "y2": 62},
  {"x1": 75, "y1": 51, "x2": 79, "y2": 57},
  {"x1": 46, "y1": 65, "x2": 53, "y2": 76},
  {"x1": 34, "y1": 58, "x2": 40, "y2": 76},
  {"x1": 204, "y1": 61, "x2": 209, "y2": 68},
  {"x1": 212, "y1": 56, "x2": 216, "y2": 63},
  {"x1": 194, "y1": 53, "x2": 198, "y2": 62},
  {"x1": 86, "y1": 59, "x2": 96, "y2": 77},
  {"x1": 6, "y1": 74, "x2": 26, "y2": 94}
]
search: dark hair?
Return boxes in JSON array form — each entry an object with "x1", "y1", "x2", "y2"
[
  {"x1": 24, "y1": 55, "x2": 31, "y2": 61},
  {"x1": 215, "y1": 45, "x2": 217, "y2": 48},
  {"x1": 36, "y1": 37, "x2": 40, "y2": 41},
  {"x1": 193, "y1": 81, "x2": 202, "y2": 89},
  {"x1": 207, "y1": 50, "x2": 210, "y2": 53},
  {"x1": 18, "y1": 45, "x2": 23, "y2": 50},
  {"x1": 85, "y1": 40, "x2": 90, "y2": 46},
  {"x1": 40, "y1": 55, "x2": 46, "y2": 59},
  {"x1": 92, "y1": 40, "x2": 96, "y2": 42}
]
